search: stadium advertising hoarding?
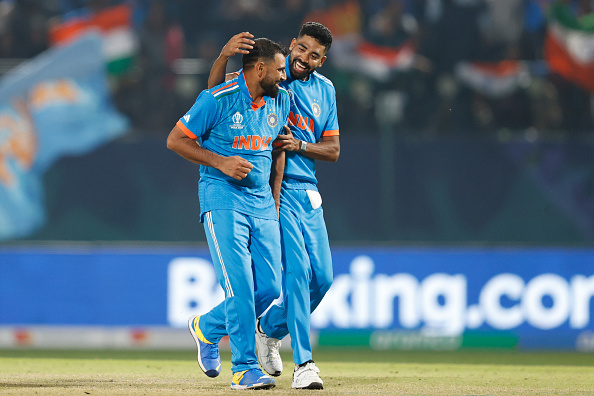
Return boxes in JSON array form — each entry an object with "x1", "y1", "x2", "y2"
[{"x1": 0, "y1": 246, "x2": 592, "y2": 350}]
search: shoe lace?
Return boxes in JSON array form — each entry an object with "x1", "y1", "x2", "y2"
[
  {"x1": 204, "y1": 342, "x2": 220, "y2": 360},
  {"x1": 266, "y1": 337, "x2": 281, "y2": 359}
]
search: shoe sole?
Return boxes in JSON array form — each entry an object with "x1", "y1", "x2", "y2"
[
  {"x1": 188, "y1": 315, "x2": 218, "y2": 378},
  {"x1": 231, "y1": 382, "x2": 276, "y2": 390},
  {"x1": 292, "y1": 381, "x2": 324, "y2": 390}
]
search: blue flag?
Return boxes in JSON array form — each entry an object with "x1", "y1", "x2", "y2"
[{"x1": 0, "y1": 34, "x2": 128, "y2": 240}]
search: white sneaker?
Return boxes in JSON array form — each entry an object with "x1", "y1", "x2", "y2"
[
  {"x1": 255, "y1": 318, "x2": 283, "y2": 376},
  {"x1": 291, "y1": 361, "x2": 323, "y2": 389}
]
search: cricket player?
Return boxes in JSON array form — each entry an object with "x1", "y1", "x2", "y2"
[
  {"x1": 166, "y1": 38, "x2": 290, "y2": 390},
  {"x1": 202, "y1": 22, "x2": 340, "y2": 390}
]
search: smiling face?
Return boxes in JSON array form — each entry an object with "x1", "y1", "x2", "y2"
[
  {"x1": 260, "y1": 52, "x2": 287, "y2": 98},
  {"x1": 288, "y1": 34, "x2": 328, "y2": 80}
]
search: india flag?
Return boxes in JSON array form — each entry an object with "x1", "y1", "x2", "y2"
[
  {"x1": 545, "y1": 2, "x2": 594, "y2": 91},
  {"x1": 357, "y1": 40, "x2": 415, "y2": 72},
  {"x1": 351, "y1": 40, "x2": 415, "y2": 81},
  {"x1": 49, "y1": 4, "x2": 138, "y2": 76},
  {"x1": 455, "y1": 61, "x2": 531, "y2": 98}
]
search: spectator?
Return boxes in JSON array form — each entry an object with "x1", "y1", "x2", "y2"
[{"x1": 0, "y1": 0, "x2": 592, "y2": 135}]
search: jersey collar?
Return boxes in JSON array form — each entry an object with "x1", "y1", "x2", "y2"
[{"x1": 238, "y1": 71, "x2": 266, "y2": 111}]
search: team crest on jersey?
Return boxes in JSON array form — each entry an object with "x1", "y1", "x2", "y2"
[
  {"x1": 230, "y1": 112, "x2": 244, "y2": 129},
  {"x1": 312, "y1": 102, "x2": 321, "y2": 118},
  {"x1": 267, "y1": 112, "x2": 279, "y2": 128}
]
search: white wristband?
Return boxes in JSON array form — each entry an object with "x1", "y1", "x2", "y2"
[{"x1": 300, "y1": 140, "x2": 307, "y2": 152}]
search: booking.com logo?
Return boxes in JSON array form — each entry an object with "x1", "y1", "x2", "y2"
[{"x1": 167, "y1": 256, "x2": 594, "y2": 336}]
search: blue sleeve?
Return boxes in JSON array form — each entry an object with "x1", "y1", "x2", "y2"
[
  {"x1": 178, "y1": 91, "x2": 219, "y2": 139},
  {"x1": 322, "y1": 90, "x2": 339, "y2": 137}
]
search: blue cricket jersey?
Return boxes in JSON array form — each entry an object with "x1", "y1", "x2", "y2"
[
  {"x1": 281, "y1": 55, "x2": 340, "y2": 191},
  {"x1": 177, "y1": 72, "x2": 290, "y2": 221}
]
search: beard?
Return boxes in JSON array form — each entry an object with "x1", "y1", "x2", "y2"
[
  {"x1": 260, "y1": 77, "x2": 280, "y2": 98},
  {"x1": 289, "y1": 57, "x2": 312, "y2": 80}
]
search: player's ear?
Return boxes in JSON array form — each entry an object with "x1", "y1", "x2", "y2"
[
  {"x1": 256, "y1": 61, "x2": 266, "y2": 78},
  {"x1": 318, "y1": 56, "x2": 327, "y2": 68},
  {"x1": 289, "y1": 38, "x2": 297, "y2": 51}
]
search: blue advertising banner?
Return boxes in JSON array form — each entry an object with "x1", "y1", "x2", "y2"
[
  {"x1": 0, "y1": 246, "x2": 592, "y2": 350},
  {"x1": 0, "y1": 34, "x2": 128, "y2": 240},
  {"x1": 311, "y1": 248, "x2": 594, "y2": 350}
]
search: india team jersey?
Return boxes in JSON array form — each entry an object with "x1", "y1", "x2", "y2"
[
  {"x1": 281, "y1": 55, "x2": 339, "y2": 190},
  {"x1": 176, "y1": 72, "x2": 290, "y2": 221}
]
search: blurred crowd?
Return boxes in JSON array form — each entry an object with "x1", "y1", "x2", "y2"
[{"x1": 0, "y1": 0, "x2": 593, "y2": 136}]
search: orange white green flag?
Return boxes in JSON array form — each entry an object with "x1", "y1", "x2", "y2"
[
  {"x1": 49, "y1": 4, "x2": 138, "y2": 76},
  {"x1": 545, "y1": 2, "x2": 594, "y2": 91},
  {"x1": 455, "y1": 61, "x2": 531, "y2": 98}
]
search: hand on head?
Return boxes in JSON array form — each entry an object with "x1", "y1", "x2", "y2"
[{"x1": 222, "y1": 32, "x2": 255, "y2": 58}]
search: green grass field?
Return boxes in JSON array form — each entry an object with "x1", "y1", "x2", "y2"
[{"x1": 1, "y1": 349, "x2": 593, "y2": 395}]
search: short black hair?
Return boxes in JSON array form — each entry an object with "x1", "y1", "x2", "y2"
[
  {"x1": 298, "y1": 22, "x2": 333, "y2": 52},
  {"x1": 242, "y1": 38, "x2": 286, "y2": 69}
]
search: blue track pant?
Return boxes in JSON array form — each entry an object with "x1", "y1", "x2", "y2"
[
  {"x1": 198, "y1": 210, "x2": 282, "y2": 373},
  {"x1": 260, "y1": 188, "x2": 333, "y2": 365}
]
